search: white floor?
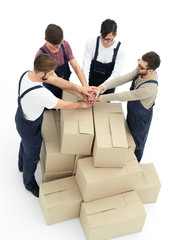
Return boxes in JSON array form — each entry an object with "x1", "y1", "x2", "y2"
[{"x1": 1, "y1": 1, "x2": 178, "y2": 239}]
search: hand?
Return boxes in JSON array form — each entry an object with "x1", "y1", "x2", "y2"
[{"x1": 79, "y1": 86, "x2": 99, "y2": 97}]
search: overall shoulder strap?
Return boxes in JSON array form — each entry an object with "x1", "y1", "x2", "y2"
[
  {"x1": 18, "y1": 71, "x2": 30, "y2": 96},
  {"x1": 94, "y1": 36, "x2": 100, "y2": 60},
  {"x1": 40, "y1": 47, "x2": 47, "y2": 54},
  {"x1": 20, "y1": 86, "x2": 43, "y2": 99},
  {"x1": 136, "y1": 80, "x2": 158, "y2": 89},
  {"x1": 112, "y1": 41, "x2": 121, "y2": 62},
  {"x1": 61, "y1": 43, "x2": 68, "y2": 62}
]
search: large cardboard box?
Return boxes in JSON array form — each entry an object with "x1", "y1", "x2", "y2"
[
  {"x1": 93, "y1": 102, "x2": 135, "y2": 168},
  {"x1": 135, "y1": 163, "x2": 161, "y2": 203},
  {"x1": 39, "y1": 176, "x2": 82, "y2": 225},
  {"x1": 80, "y1": 191, "x2": 146, "y2": 240},
  {"x1": 41, "y1": 110, "x2": 75, "y2": 174},
  {"x1": 75, "y1": 157, "x2": 142, "y2": 202},
  {"x1": 60, "y1": 91, "x2": 94, "y2": 155}
]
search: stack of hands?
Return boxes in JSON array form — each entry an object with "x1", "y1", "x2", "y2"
[{"x1": 80, "y1": 86, "x2": 101, "y2": 107}]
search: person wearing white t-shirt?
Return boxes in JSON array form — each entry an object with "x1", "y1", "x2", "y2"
[
  {"x1": 15, "y1": 54, "x2": 98, "y2": 197},
  {"x1": 82, "y1": 19, "x2": 125, "y2": 94}
]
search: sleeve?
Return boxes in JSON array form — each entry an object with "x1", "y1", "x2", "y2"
[
  {"x1": 82, "y1": 38, "x2": 96, "y2": 82},
  {"x1": 36, "y1": 88, "x2": 58, "y2": 109},
  {"x1": 104, "y1": 43, "x2": 126, "y2": 83},
  {"x1": 101, "y1": 69, "x2": 137, "y2": 91},
  {"x1": 63, "y1": 41, "x2": 74, "y2": 61},
  {"x1": 100, "y1": 83, "x2": 157, "y2": 103}
]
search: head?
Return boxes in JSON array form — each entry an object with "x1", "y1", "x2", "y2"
[
  {"x1": 34, "y1": 54, "x2": 58, "y2": 80},
  {"x1": 45, "y1": 24, "x2": 63, "y2": 52},
  {"x1": 100, "y1": 19, "x2": 117, "y2": 48},
  {"x1": 137, "y1": 51, "x2": 161, "y2": 77}
]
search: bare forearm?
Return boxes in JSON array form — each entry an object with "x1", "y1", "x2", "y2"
[
  {"x1": 46, "y1": 76, "x2": 80, "y2": 92},
  {"x1": 54, "y1": 99, "x2": 88, "y2": 110}
]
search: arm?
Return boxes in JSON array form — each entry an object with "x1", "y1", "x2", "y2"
[
  {"x1": 53, "y1": 98, "x2": 91, "y2": 110},
  {"x1": 44, "y1": 75, "x2": 98, "y2": 97},
  {"x1": 99, "y1": 69, "x2": 137, "y2": 92},
  {"x1": 82, "y1": 38, "x2": 95, "y2": 84},
  {"x1": 99, "y1": 83, "x2": 158, "y2": 102},
  {"x1": 70, "y1": 59, "x2": 88, "y2": 87}
]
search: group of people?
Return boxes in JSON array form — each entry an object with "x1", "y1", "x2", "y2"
[{"x1": 15, "y1": 20, "x2": 161, "y2": 197}]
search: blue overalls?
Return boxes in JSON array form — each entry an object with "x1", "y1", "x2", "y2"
[
  {"x1": 15, "y1": 71, "x2": 44, "y2": 191},
  {"x1": 40, "y1": 43, "x2": 71, "y2": 98},
  {"x1": 89, "y1": 36, "x2": 121, "y2": 94},
  {"x1": 126, "y1": 74, "x2": 158, "y2": 162}
]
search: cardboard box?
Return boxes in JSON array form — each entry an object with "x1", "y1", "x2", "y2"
[
  {"x1": 135, "y1": 163, "x2": 161, "y2": 203},
  {"x1": 80, "y1": 191, "x2": 146, "y2": 240},
  {"x1": 75, "y1": 157, "x2": 142, "y2": 202},
  {"x1": 60, "y1": 91, "x2": 94, "y2": 155},
  {"x1": 39, "y1": 176, "x2": 83, "y2": 225},
  {"x1": 73, "y1": 154, "x2": 90, "y2": 176},
  {"x1": 41, "y1": 110, "x2": 75, "y2": 173},
  {"x1": 41, "y1": 140, "x2": 75, "y2": 173},
  {"x1": 40, "y1": 157, "x2": 72, "y2": 183},
  {"x1": 93, "y1": 102, "x2": 135, "y2": 168}
]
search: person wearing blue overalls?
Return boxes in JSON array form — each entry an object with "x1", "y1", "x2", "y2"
[
  {"x1": 96, "y1": 51, "x2": 161, "y2": 162},
  {"x1": 82, "y1": 19, "x2": 125, "y2": 94},
  {"x1": 15, "y1": 54, "x2": 97, "y2": 197},
  {"x1": 35, "y1": 24, "x2": 87, "y2": 99}
]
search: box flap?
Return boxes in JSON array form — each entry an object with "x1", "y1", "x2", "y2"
[
  {"x1": 83, "y1": 194, "x2": 126, "y2": 215},
  {"x1": 78, "y1": 108, "x2": 94, "y2": 135},
  {"x1": 109, "y1": 113, "x2": 128, "y2": 148}
]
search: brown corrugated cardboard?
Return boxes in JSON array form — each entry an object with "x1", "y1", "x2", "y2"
[
  {"x1": 73, "y1": 154, "x2": 90, "y2": 176},
  {"x1": 41, "y1": 140, "x2": 75, "y2": 173},
  {"x1": 39, "y1": 176, "x2": 82, "y2": 225},
  {"x1": 41, "y1": 110, "x2": 75, "y2": 174},
  {"x1": 93, "y1": 102, "x2": 135, "y2": 168},
  {"x1": 60, "y1": 91, "x2": 94, "y2": 155},
  {"x1": 80, "y1": 191, "x2": 146, "y2": 240},
  {"x1": 135, "y1": 163, "x2": 161, "y2": 203},
  {"x1": 40, "y1": 157, "x2": 72, "y2": 183},
  {"x1": 75, "y1": 157, "x2": 142, "y2": 202}
]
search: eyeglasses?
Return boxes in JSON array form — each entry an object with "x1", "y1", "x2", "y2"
[
  {"x1": 100, "y1": 36, "x2": 114, "y2": 43},
  {"x1": 137, "y1": 59, "x2": 151, "y2": 70}
]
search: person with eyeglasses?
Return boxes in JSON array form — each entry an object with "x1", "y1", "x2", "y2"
[
  {"x1": 94, "y1": 51, "x2": 161, "y2": 162},
  {"x1": 82, "y1": 19, "x2": 125, "y2": 94},
  {"x1": 35, "y1": 24, "x2": 87, "y2": 99}
]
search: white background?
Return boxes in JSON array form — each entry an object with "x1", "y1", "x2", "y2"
[{"x1": 0, "y1": 0, "x2": 178, "y2": 239}]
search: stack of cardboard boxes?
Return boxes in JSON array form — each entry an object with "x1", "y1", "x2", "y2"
[{"x1": 39, "y1": 92, "x2": 161, "y2": 240}]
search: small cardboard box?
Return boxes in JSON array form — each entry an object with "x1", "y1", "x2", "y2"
[
  {"x1": 40, "y1": 157, "x2": 72, "y2": 183},
  {"x1": 135, "y1": 163, "x2": 161, "y2": 203},
  {"x1": 93, "y1": 102, "x2": 135, "y2": 168},
  {"x1": 75, "y1": 157, "x2": 142, "y2": 202},
  {"x1": 60, "y1": 91, "x2": 94, "y2": 155},
  {"x1": 80, "y1": 191, "x2": 146, "y2": 240},
  {"x1": 39, "y1": 176, "x2": 83, "y2": 225},
  {"x1": 41, "y1": 110, "x2": 75, "y2": 173},
  {"x1": 40, "y1": 140, "x2": 75, "y2": 173}
]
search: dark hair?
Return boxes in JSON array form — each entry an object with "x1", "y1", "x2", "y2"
[
  {"x1": 45, "y1": 24, "x2": 63, "y2": 45},
  {"x1": 142, "y1": 51, "x2": 161, "y2": 71},
  {"x1": 100, "y1": 19, "x2": 117, "y2": 38},
  {"x1": 34, "y1": 54, "x2": 58, "y2": 73}
]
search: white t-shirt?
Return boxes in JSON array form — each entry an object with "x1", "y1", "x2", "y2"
[
  {"x1": 20, "y1": 72, "x2": 58, "y2": 121},
  {"x1": 82, "y1": 37, "x2": 125, "y2": 84}
]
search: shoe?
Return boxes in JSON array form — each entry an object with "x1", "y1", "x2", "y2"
[{"x1": 30, "y1": 188, "x2": 39, "y2": 198}]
